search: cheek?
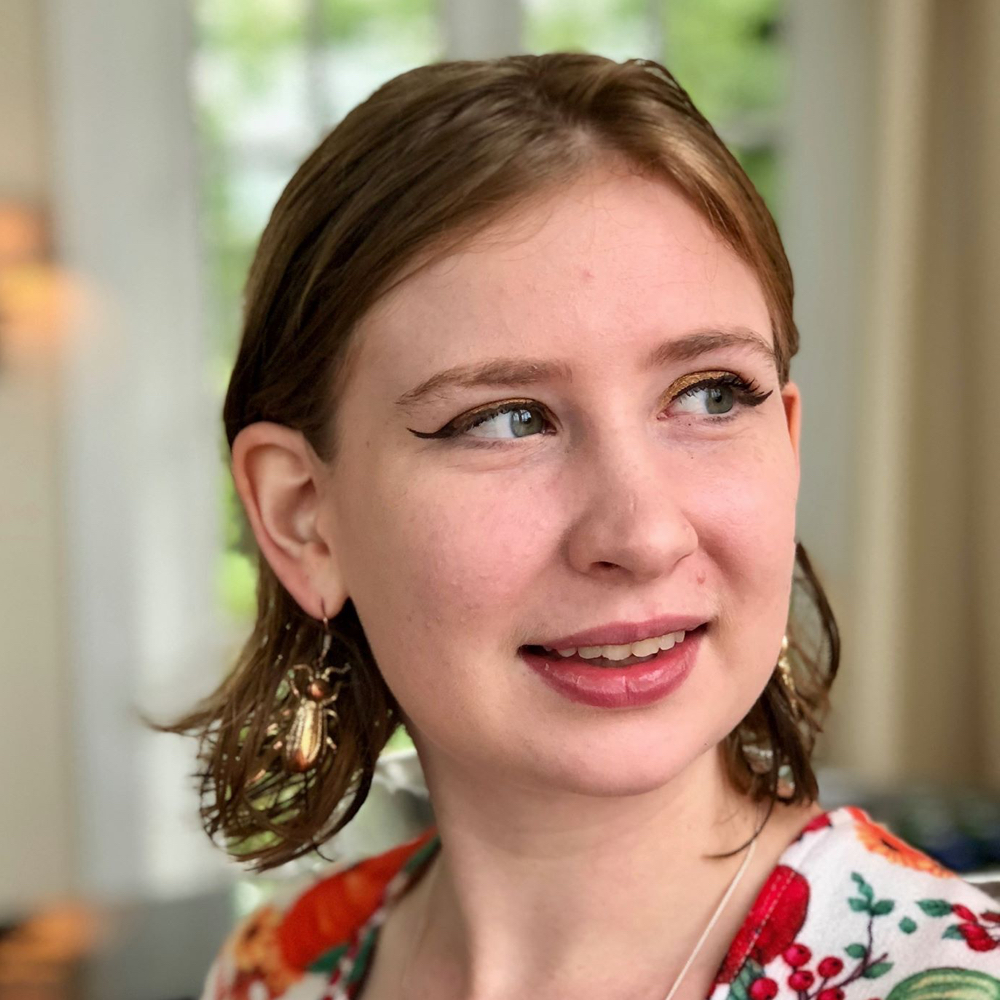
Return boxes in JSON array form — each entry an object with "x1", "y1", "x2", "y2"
[
  {"x1": 339, "y1": 459, "x2": 555, "y2": 644},
  {"x1": 336, "y1": 460, "x2": 560, "y2": 747},
  {"x1": 407, "y1": 503, "x2": 541, "y2": 626},
  {"x1": 689, "y1": 436, "x2": 798, "y2": 689},
  {"x1": 689, "y1": 427, "x2": 797, "y2": 569}
]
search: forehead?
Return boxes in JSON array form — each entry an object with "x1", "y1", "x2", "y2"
[{"x1": 352, "y1": 169, "x2": 772, "y2": 377}]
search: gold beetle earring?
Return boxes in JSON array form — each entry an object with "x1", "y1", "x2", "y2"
[
  {"x1": 739, "y1": 634, "x2": 802, "y2": 781},
  {"x1": 776, "y1": 633, "x2": 802, "y2": 722},
  {"x1": 271, "y1": 599, "x2": 352, "y2": 774}
]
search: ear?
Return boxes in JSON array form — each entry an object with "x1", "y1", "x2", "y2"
[
  {"x1": 780, "y1": 379, "x2": 802, "y2": 477},
  {"x1": 230, "y1": 421, "x2": 347, "y2": 620}
]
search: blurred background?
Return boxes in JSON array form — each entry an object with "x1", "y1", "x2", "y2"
[{"x1": 2, "y1": 0, "x2": 998, "y2": 995}]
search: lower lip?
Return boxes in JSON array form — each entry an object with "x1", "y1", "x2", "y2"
[{"x1": 519, "y1": 625, "x2": 706, "y2": 709}]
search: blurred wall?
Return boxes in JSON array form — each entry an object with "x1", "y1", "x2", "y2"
[
  {"x1": 786, "y1": 0, "x2": 1000, "y2": 790},
  {"x1": 1, "y1": 0, "x2": 231, "y2": 916},
  {"x1": 44, "y1": 0, "x2": 232, "y2": 904},
  {"x1": 0, "y1": 0, "x2": 77, "y2": 914}
]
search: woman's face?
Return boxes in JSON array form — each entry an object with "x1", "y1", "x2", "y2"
[{"x1": 321, "y1": 166, "x2": 801, "y2": 796}]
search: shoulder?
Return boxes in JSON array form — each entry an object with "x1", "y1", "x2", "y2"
[
  {"x1": 718, "y1": 805, "x2": 1000, "y2": 1000},
  {"x1": 199, "y1": 828, "x2": 438, "y2": 1000}
]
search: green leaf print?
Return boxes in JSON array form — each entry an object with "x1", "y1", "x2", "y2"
[
  {"x1": 872, "y1": 899, "x2": 896, "y2": 916},
  {"x1": 850, "y1": 897, "x2": 871, "y2": 912},
  {"x1": 944, "y1": 925, "x2": 965, "y2": 940},
  {"x1": 845, "y1": 943, "x2": 867, "y2": 959},
  {"x1": 308, "y1": 942, "x2": 348, "y2": 975},
  {"x1": 728, "y1": 958, "x2": 763, "y2": 1000},
  {"x1": 918, "y1": 899, "x2": 953, "y2": 917},
  {"x1": 852, "y1": 872, "x2": 875, "y2": 900},
  {"x1": 346, "y1": 932, "x2": 376, "y2": 986},
  {"x1": 885, "y1": 968, "x2": 1000, "y2": 1000},
  {"x1": 899, "y1": 916, "x2": 918, "y2": 934},
  {"x1": 864, "y1": 961, "x2": 895, "y2": 979}
]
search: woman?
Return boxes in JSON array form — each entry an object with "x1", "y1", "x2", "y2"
[{"x1": 173, "y1": 54, "x2": 1000, "y2": 1000}]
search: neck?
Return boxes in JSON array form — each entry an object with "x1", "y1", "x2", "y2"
[{"x1": 378, "y1": 745, "x2": 822, "y2": 1000}]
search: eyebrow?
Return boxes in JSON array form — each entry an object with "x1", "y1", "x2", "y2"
[{"x1": 394, "y1": 327, "x2": 777, "y2": 409}]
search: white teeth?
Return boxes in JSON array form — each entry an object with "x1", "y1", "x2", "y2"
[
  {"x1": 660, "y1": 631, "x2": 684, "y2": 651},
  {"x1": 601, "y1": 643, "x2": 635, "y2": 661},
  {"x1": 631, "y1": 636, "x2": 662, "y2": 657},
  {"x1": 544, "y1": 628, "x2": 692, "y2": 659}
]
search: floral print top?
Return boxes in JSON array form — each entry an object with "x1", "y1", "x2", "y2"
[{"x1": 201, "y1": 805, "x2": 1000, "y2": 1000}]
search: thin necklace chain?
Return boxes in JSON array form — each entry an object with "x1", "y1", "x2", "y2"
[{"x1": 661, "y1": 819, "x2": 761, "y2": 1000}]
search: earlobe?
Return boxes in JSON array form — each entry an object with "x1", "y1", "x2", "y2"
[{"x1": 229, "y1": 422, "x2": 348, "y2": 620}]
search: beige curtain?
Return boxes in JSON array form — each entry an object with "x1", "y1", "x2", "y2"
[{"x1": 830, "y1": 0, "x2": 1000, "y2": 790}]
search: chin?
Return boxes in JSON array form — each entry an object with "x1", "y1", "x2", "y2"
[
  {"x1": 507, "y1": 716, "x2": 731, "y2": 800},
  {"x1": 548, "y1": 762, "x2": 692, "y2": 799}
]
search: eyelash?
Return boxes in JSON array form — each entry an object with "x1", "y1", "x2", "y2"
[{"x1": 408, "y1": 373, "x2": 774, "y2": 444}]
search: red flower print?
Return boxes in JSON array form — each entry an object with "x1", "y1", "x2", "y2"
[
  {"x1": 798, "y1": 813, "x2": 833, "y2": 838},
  {"x1": 818, "y1": 990, "x2": 845, "y2": 1000},
  {"x1": 847, "y1": 806, "x2": 953, "y2": 878},
  {"x1": 919, "y1": 896, "x2": 1000, "y2": 953},
  {"x1": 224, "y1": 906, "x2": 300, "y2": 999},
  {"x1": 278, "y1": 829, "x2": 436, "y2": 969},
  {"x1": 818, "y1": 956, "x2": 844, "y2": 978},
  {"x1": 789, "y1": 969, "x2": 815, "y2": 990},
  {"x1": 715, "y1": 866, "x2": 810, "y2": 983},
  {"x1": 958, "y1": 923, "x2": 998, "y2": 952},
  {"x1": 783, "y1": 943, "x2": 812, "y2": 967},
  {"x1": 749, "y1": 977, "x2": 779, "y2": 1000}
]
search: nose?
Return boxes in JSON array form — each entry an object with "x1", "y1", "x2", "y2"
[{"x1": 562, "y1": 435, "x2": 699, "y2": 582}]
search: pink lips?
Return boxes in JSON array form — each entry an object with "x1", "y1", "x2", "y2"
[{"x1": 520, "y1": 623, "x2": 706, "y2": 709}]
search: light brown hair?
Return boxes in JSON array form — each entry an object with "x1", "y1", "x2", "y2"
[{"x1": 164, "y1": 53, "x2": 839, "y2": 871}]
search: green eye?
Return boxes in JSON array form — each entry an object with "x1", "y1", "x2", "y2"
[
  {"x1": 670, "y1": 373, "x2": 772, "y2": 419},
  {"x1": 408, "y1": 397, "x2": 552, "y2": 441},
  {"x1": 676, "y1": 381, "x2": 738, "y2": 416},
  {"x1": 462, "y1": 405, "x2": 549, "y2": 439}
]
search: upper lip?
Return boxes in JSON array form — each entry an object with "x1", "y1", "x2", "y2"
[{"x1": 528, "y1": 614, "x2": 711, "y2": 650}]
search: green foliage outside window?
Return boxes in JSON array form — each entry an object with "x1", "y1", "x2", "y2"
[
  {"x1": 664, "y1": 0, "x2": 785, "y2": 123},
  {"x1": 524, "y1": 0, "x2": 651, "y2": 60},
  {"x1": 525, "y1": 0, "x2": 785, "y2": 213},
  {"x1": 662, "y1": 0, "x2": 785, "y2": 213}
]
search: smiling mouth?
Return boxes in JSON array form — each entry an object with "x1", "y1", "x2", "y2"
[{"x1": 520, "y1": 623, "x2": 709, "y2": 669}]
